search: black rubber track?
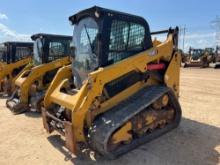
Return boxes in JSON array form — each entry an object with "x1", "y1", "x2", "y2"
[{"x1": 88, "y1": 85, "x2": 182, "y2": 159}]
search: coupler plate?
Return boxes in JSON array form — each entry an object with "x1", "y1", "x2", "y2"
[{"x1": 42, "y1": 108, "x2": 76, "y2": 154}]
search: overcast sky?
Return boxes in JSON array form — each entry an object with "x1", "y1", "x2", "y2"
[{"x1": 0, "y1": 0, "x2": 219, "y2": 52}]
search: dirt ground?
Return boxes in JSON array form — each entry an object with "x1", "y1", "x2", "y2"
[{"x1": 0, "y1": 68, "x2": 219, "y2": 165}]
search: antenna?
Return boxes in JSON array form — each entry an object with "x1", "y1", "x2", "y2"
[
  {"x1": 211, "y1": 15, "x2": 220, "y2": 45},
  {"x1": 179, "y1": 25, "x2": 186, "y2": 52},
  {"x1": 182, "y1": 25, "x2": 186, "y2": 52}
]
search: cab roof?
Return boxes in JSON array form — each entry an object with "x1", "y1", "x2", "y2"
[
  {"x1": 2, "y1": 41, "x2": 33, "y2": 47},
  {"x1": 190, "y1": 48, "x2": 204, "y2": 51},
  {"x1": 69, "y1": 6, "x2": 148, "y2": 26},
  {"x1": 205, "y1": 47, "x2": 214, "y2": 50},
  {"x1": 31, "y1": 33, "x2": 72, "y2": 41}
]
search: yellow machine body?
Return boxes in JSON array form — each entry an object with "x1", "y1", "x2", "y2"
[{"x1": 44, "y1": 36, "x2": 180, "y2": 136}]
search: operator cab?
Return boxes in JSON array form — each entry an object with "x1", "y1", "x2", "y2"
[
  {"x1": 204, "y1": 47, "x2": 215, "y2": 57},
  {"x1": 0, "y1": 42, "x2": 33, "y2": 64},
  {"x1": 205, "y1": 48, "x2": 214, "y2": 53},
  {"x1": 31, "y1": 34, "x2": 72, "y2": 65},
  {"x1": 189, "y1": 48, "x2": 204, "y2": 60},
  {"x1": 69, "y1": 6, "x2": 153, "y2": 83}
]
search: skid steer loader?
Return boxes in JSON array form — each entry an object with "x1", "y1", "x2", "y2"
[
  {"x1": 204, "y1": 47, "x2": 215, "y2": 63},
  {"x1": 42, "y1": 6, "x2": 182, "y2": 159},
  {"x1": 184, "y1": 47, "x2": 214, "y2": 68},
  {"x1": 183, "y1": 48, "x2": 202, "y2": 67},
  {"x1": 0, "y1": 42, "x2": 33, "y2": 96},
  {"x1": 6, "y1": 34, "x2": 72, "y2": 114}
]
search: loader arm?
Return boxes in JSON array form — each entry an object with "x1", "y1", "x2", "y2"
[
  {"x1": 44, "y1": 64, "x2": 72, "y2": 107},
  {"x1": 10, "y1": 63, "x2": 33, "y2": 93},
  {"x1": 15, "y1": 57, "x2": 70, "y2": 103},
  {"x1": 0, "y1": 57, "x2": 32, "y2": 80}
]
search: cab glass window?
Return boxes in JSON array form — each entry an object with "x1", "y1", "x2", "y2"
[
  {"x1": 15, "y1": 47, "x2": 32, "y2": 61},
  {"x1": 108, "y1": 20, "x2": 145, "y2": 64},
  {"x1": 48, "y1": 40, "x2": 71, "y2": 62}
]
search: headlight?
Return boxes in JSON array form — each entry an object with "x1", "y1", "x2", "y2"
[{"x1": 17, "y1": 89, "x2": 21, "y2": 97}]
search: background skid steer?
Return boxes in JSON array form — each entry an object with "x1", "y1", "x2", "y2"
[
  {"x1": 0, "y1": 42, "x2": 33, "y2": 96},
  {"x1": 183, "y1": 47, "x2": 215, "y2": 68},
  {"x1": 204, "y1": 47, "x2": 216, "y2": 66},
  {"x1": 6, "y1": 34, "x2": 72, "y2": 114},
  {"x1": 42, "y1": 6, "x2": 182, "y2": 159}
]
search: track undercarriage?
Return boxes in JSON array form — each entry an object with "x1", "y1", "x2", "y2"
[{"x1": 43, "y1": 85, "x2": 182, "y2": 159}]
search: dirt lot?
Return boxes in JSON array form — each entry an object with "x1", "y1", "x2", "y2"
[{"x1": 0, "y1": 68, "x2": 219, "y2": 165}]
